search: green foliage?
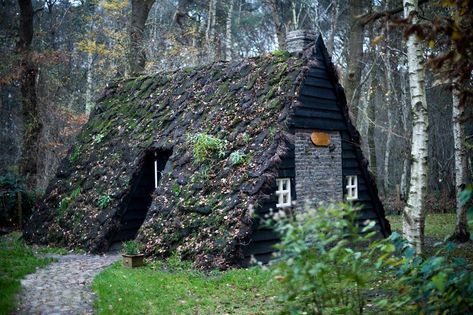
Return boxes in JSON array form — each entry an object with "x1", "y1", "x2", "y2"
[
  {"x1": 271, "y1": 204, "x2": 377, "y2": 314},
  {"x1": 229, "y1": 150, "x2": 249, "y2": 166},
  {"x1": 271, "y1": 50, "x2": 291, "y2": 60},
  {"x1": 57, "y1": 186, "x2": 81, "y2": 216},
  {"x1": 92, "y1": 261, "x2": 280, "y2": 314},
  {"x1": 373, "y1": 233, "x2": 473, "y2": 314},
  {"x1": 92, "y1": 133, "x2": 105, "y2": 144},
  {"x1": 241, "y1": 132, "x2": 251, "y2": 144},
  {"x1": 96, "y1": 194, "x2": 112, "y2": 209},
  {"x1": 171, "y1": 182, "x2": 181, "y2": 197},
  {"x1": 69, "y1": 145, "x2": 81, "y2": 164},
  {"x1": 273, "y1": 204, "x2": 473, "y2": 314},
  {"x1": 122, "y1": 240, "x2": 142, "y2": 255},
  {"x1": 268, "y1": 126, "x2": 277, "y2": 138},
  {"x1": 0, "y1": 171, "x2": 37, "y2": 226},
  {"x1": 0, "y1": 233, "x2": 53, "y2": 314},
  {"x1": 187, "y1": 133, "x2": 227, "y2": 164}
]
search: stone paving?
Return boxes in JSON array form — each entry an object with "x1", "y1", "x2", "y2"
[{"x1": 15, "y1": 253, "x2": 120, "y2": 315}]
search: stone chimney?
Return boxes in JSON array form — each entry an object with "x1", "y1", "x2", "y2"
[{"x1": 286, "y1": 30, "x2": 317, "y2": 53}]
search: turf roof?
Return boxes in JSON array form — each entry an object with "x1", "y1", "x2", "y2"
[{"x1": 25, "y1": 50, "x2": 312, "y2": 268}]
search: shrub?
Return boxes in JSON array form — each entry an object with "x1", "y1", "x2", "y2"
[
  {"x1": 187, "y1": 133, "x2": 227, "y2": 164},
  {"x1": 0, "y1": 171, "x2": 37, "y2": 227},
  {"x1": 122, "y1": 240, "x2": 142, "y2": 255},
  {"x1": 270, "y1": 202, "x2": 473, "y2": 314},
  {"x1": 373, "y1": 233, "x2": 473, "y2": 314},
  {"x1": 271, "y1": 204, "x2": 377, "y2": 314}
]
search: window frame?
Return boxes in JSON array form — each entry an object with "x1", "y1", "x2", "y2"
[
  {"x1": 346, "y1": 175, "x2": 358, "y2": 201},
  {"x1": 276, "y1": 178, "x2": 292, "y2": 208}
]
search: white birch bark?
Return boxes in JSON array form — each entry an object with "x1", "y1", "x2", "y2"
[
  {"x1": 384, "y1": 105, "x2": 392, "y2": 194},
  {"x1": 382, "y1": 0, "x2": 393, "y2": 196},
  {"x1": 225, "y1": 0, "x2": 234, "y2": 61},
  {"x1": 402, "y1": 0, "x2": 429, "y2": 254},
  {"x1": 399, "y1": 64, "x2": 410, "y2": 200},
  {"x1": 85, "y1": 51, "x2": 94, "y2": 114},
  {"x1": 450, "y1": 87, "x2": 470, "y2": 241}
]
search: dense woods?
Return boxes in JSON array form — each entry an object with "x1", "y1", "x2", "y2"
[
  {"x1": 0, "y1": 0, "x2": 472, "y2": 251},
  {"x1": 1, "y1": 1, "x2": 473, "y2": 314}
]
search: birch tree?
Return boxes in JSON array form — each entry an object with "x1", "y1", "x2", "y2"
[
  {"x1": 402, "y1": 0, "x2": 429, "y2": 254},
  {"x1": 449, "y1": 87, "x2": 470, "y2": 242},
  {"x1": 225, "y1": 0, "x2": 234, "y2": 61}
]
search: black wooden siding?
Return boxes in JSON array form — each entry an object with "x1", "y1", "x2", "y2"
[
  {"x1": 240, "y1": 40, "x2": 390, "y2": 265},
  {"x1": 240, "y1": 146, "x2": 295, "y2": 265}
]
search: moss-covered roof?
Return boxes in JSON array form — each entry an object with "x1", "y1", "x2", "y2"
[{"x1": 25, "y1": 50, "x2": 311, "y2": 268}]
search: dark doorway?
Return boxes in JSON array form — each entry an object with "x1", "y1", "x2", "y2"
[{"x1": 110, "y1": 149, "x2": 172, "y2": 246}]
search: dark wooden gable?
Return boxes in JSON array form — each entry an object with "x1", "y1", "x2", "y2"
[
  {"x1": 291, "y1": 35, "x2": 391, "y2": 237},
  {"x1": 240, "y1": 35, "x2": 391, "y2": 265}
]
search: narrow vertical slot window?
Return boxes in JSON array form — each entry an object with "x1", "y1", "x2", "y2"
[
  {"x1": 154, "y1": 152, "x2": 158, "y2": 189},
  {"x1": 276, "y1": 178, "x2": 292, "y2": 208},
  {"x1": 346, "y1": 175, "x2": 358, "y2": 201}
]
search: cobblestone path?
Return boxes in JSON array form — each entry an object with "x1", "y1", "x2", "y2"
[{"x1": 15, "y1": 254, "x2": 120, "y2": 315}]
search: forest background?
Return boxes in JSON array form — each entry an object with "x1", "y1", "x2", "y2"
[{"x1": 0, "y1": 0, "x2": 472, "y2": 247}]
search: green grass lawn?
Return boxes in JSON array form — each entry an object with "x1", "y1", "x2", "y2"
[
  {"x1": 387, "y1": 212, "x2": 473, "y2": 263},
  {"x1": 387, "y1": 212, "x2": 473, "y2": 240},
  {"x1": 93, "y1": 258, "x2": 280, "y2": 315},
  {"x1": 0, "y1": 232, "x2": 53, "y2": 315}
]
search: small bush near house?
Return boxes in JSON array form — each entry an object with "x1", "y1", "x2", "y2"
[
  {"x1": 271, "y1": 204, "x2": 379, "y2": 314},
  {"x1": 271, "y1": 203, "x2": 473, "y2": 314},
  {"x1": 373, "y1": 233, "x2": 473, "y2": 314}
]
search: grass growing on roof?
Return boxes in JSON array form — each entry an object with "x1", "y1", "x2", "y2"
[
  {"x1": 0, "y1": 232, "x2": 53, "y2": 315},
  {"x1": 92, "y1": 257, "x2": 280, "y2": 315}
]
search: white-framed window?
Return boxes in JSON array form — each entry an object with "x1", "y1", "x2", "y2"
[
  {"x1": 346, "y1": 175, "x2": 358, "y2": 201},
  {"x1": 276, "y1": 178, "x2": 292, "y2": 208}
]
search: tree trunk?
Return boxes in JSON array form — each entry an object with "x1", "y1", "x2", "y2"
[
  {"x1": 449, "y1": 88, "x2": 470, "y2": 242},
  {"x1": 85, "y1": 51, "x2": 94, "y2": 114},
  {"x1": 129, "y1": 0, "x2": 155, "y2": 75},
  {"x1": 268, "y1": 0, "x2": 286, "y2": 50},
  {"x1": 399, "y1": 61, "x2": 410, "y2": 201},
  {"x1": 225, "y1": 0, "x2": 234, "y2": 61},
  {"x1": 367, "y1": 64, "x2": 377, "y2": 180},
  {"x1": 206, "y1": 0, "x2": 217, "y2": 61},
  {"x1": 382, "y1": 15, "x2": 394, "y2": 196},
  {"x1": 326, "y1": 0, "x2": 339, "y2": 55},
  {"x1": 344, "y1": 0, "x2": 364, "y2": 122},
  {"x1": 17, "y1": 0, "x2": 41, "y2": 189},
  {"x1": 402, "y1": 0, "x2": 429, "y2": 254}
]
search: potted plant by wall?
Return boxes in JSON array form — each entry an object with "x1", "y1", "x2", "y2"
[{"x1": 122, "y1": 240, "x2": 144, "y2": 268}]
